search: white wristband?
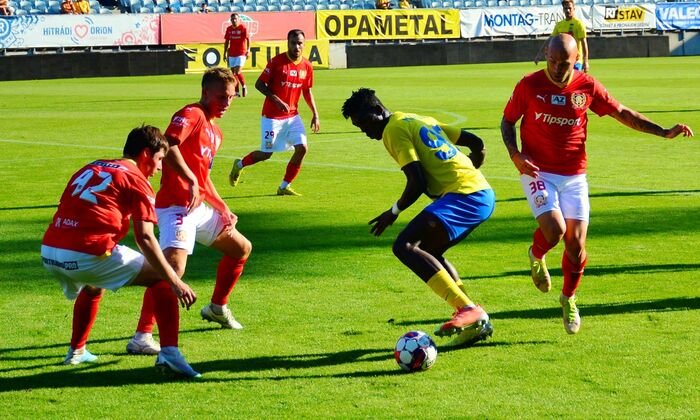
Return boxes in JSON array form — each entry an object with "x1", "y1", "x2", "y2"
[{"x1": 391, "y1": 202, "x2": 401, "y2": 216}]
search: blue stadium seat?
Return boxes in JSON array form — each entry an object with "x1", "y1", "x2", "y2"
[{"x1": 279, "y1": 3, "x2": 290, "y2": 8}]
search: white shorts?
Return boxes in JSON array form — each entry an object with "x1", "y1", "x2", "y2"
[
  {"x1": 228, "y1": 55, "x2": 246, "y2": 68},
  {"x1": 260, "y1": 115, "x2": 307, "y2": 153},
  {"x1": 156, "y1": 204, "x2": 224, "y2": 254},
  {"x1": 41, "y1": 244, "x2": 144, "y2": 300},
  {"x1": 520, "y1": 172, "x2": 590, "y2": 222}
]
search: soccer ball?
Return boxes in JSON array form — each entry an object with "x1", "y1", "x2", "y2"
[{"x1": 394, "y1": 331, "x2": 438, "y2": 372}]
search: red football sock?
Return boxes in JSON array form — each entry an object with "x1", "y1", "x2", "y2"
[
  {"x1": 532, "y1": 228, "x2": 556, "y2": 260},
  {"x1": 241, "y1": 153, "x2": 256, "y2": 167},
  {"x1": 150, "y1": 280, "x2": 179, "y2": 347},
  {"x1": 212, "y1": 256, "x2": 247, "y2": 305},
  {"x1": 236, "y1": 72, "x2": 246, "y2": 87},
  {"x1": 562, "y1": 253, "x2": 587, "y2": 297},
  {"x1": 283, "y1": 162, "x2": 302, "y2": 184},
  {"x1": 71, "y1": 289, "x2": 103, "y2": 349},
  {"x1": 135, "y1": 287, "x2": 156, "y2": 334}
]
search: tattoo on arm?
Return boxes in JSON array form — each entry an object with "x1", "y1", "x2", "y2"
[{"x1": 500, "y1": 118, "x2": 519, "y2": 157}]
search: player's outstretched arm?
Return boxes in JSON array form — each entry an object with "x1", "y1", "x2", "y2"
[
  {"x1": 132, "y1": 220, "x2": 197, "y2": 309},
  {"x1": 369, "y1": 162, "x2": 426, "y2": 237},
  {"x1": 610, "y1": 106, "x2": 694, "y2": 139}
]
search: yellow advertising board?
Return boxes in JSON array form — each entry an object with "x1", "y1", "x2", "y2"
[
  {"x1": 317, "y1": 9, "x2": 461, "y2": 41},
  {"x1": 178, "y1": 39, "x2": 330, "y2": 74}
]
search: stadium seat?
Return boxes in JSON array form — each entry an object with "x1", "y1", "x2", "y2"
[
  {"x1": 279, "y1": 3, "x2": 290, "y2": 8},
  {"x1": 326, "y1": 2, "x2": 337, "y2": 7}
]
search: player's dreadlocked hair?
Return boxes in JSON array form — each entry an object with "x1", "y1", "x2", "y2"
[{"x1": 341, "y1": 88, "x2": 386, "y2": 119}]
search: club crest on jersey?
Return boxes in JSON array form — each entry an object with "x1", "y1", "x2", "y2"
[
  {"x1": 551, "y1": 95, "x2": 566, "y2": 106},
  {"x1": 299, "y1": 70, "x2": 307, "y2": 79},
  {"x1": 571, "y1": 92, "x2": 587, "y2": 109}
]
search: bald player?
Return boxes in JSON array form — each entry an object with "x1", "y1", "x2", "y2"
[{"x1": 501, "y1": 33, "x2": 693, "y2": 334}]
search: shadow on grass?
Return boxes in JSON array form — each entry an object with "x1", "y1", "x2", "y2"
[
  {"x1": 393, "y1": 296, "x2": 700, "y2": 326},
  {"x1": 0, "y1": 337, "x2": 532, "y2": 391},
  {"x1": 462, "y1": 262, "x2": 700, "y2": 281}
]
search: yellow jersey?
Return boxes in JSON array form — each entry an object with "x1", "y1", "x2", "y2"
[
  {"x1": 382, "y1": 112, "x2": 491, "y2": 198},
  {"x1": 551, "y1": 18, "x2": 586, "y2": 64}
]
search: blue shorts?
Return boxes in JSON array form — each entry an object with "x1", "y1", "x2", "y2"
[
  {"x1": 424, "y1": 189, "x2": 495, "y2": 241},
  {"x1": 574, "y1": 62, "x2": 583, "y2": 71}
]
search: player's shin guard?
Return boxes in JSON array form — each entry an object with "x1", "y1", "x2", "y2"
[
  {"x1": 562, "y1": 253, "x2": 587, "y2": 297},
  {"x1": 71, "y1": 289, "x2": 103, "y2": 349},
  {"x1": 532, "y1": 228, "x2": 556, "y2": 259},
  {"x1": 135, "y1": 287, "x2": 156, "y2": 334},
  {"x1": 283, "y1": 162, "x2": 302, "y2": 184},
  {"x1": 212, "y1": 256, "x2": 247, "y2": 305},
  {"x1": 426, "y1": 269, "x2": 474, "y2": 309},
  {"x1": 151, "y1": 280, "x2": 179, "y2": 347},
  {"x1": 241, "y1": 153, "x2": 256, "y2": 167}
]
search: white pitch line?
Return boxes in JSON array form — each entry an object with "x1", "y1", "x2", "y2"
[{"x1": 1, "y1": 137, "x2": 690, "y2": 194}]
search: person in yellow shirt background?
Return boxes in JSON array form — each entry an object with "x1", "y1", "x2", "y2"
[
  {"x1": 534, "y1": 0, "x2": 589, "y2": 72},
  {"x1": 73, "y1": 0, "x2": 90, "y2": 14}
]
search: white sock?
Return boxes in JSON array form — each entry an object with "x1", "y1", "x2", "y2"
[
  {"x1": 134, "y1": 331, "x2": 152, "y2": 342},
  {"x1": 280, "y1": 181, "x2": 290, "y2": 189},
  {"x1": 210, "y1": 303, "x2": 226, "y2": 315},
  {"x1": 236, "y1": 160, "x2": 244, "y2": 169}
]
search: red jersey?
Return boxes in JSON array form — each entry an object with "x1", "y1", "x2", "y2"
[
  {"x1": 259, "y1": 53, "x2": 314, "y2": 120},
  {"x1": 42, "y1": 159, "x2": 157, "y2": 256},
  {"x1": 503, "y1": 70, "x2": 620, "y2": 175},
  {"x1": 224, "y1": 24, "x2": 248, "y2": 57},
  {"x1": 157, "y1": 103, "x2": 223, "y2": 208}
]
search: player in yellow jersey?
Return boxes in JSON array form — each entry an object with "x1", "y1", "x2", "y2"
[
  {"x1": 535, "y1": 0, "x2": 589, "y2": 72},
  {"x1": 342, "y1": 88, "x2": 495, "y2": 347}
]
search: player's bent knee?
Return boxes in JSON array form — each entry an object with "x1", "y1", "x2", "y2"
[{"x1": 392, "y1": 239, "x2": 415, "y2": 263}]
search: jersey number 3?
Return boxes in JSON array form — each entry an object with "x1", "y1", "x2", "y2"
[
  {"x1": 70, "y1": 169, "x2": 113, "y2": 204},
  {"x1": 419, "y1": 125, "x2": 457, "y2": 161}
]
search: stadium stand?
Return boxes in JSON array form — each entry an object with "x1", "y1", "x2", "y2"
[{"x1": 1, "y1": 0, "x2": 674, "y2": 14}]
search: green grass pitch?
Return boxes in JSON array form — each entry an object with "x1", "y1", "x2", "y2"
[{"x1": 0, "y1": 56, "x2": 698, "y2": 418}]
